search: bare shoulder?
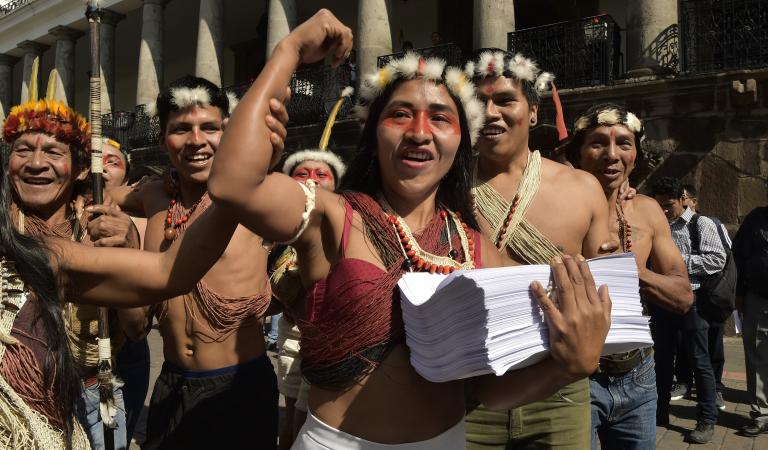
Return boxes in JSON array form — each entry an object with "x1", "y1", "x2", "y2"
[
  {"x1": 633, "y1": 194, "x2": 665, "y2": 218},
  {"x1": 632, "y1": 194, "x2": 671, "y2": 236},
  {"x1": 137, "y1": 179, "x2": 171, "y2": 216},
  {"x1": 541, "y1": 158, "x2": 602, "y2": 191}
]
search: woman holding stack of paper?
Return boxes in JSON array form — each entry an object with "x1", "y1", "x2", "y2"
[{"x1": 207, "y1": 9, "x2": 611, "y2": 450}]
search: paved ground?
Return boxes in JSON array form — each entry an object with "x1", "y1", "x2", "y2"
[{"x1": 128, "y1": 333, "x2": 766, "y2": 449}]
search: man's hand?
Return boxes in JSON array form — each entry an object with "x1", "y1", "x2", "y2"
[
  {"x1": 530, "y1": 255, "x2": 612, "y2": 379},
  {"x1": 619, "y1": 179, "x2": 637, "y2": 202},
  {"x1": 85, "y1": 204, "x2": 140, "y2": 248},
  {"x1": 266, "y1": 87, "x2": 291, "y2": 167}
]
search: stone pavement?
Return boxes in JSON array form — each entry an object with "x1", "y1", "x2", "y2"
[
  {"x1": 129, "y1": 333, "x2": 766, "y2": 449},
  {"x1": 654, "y1": 337, "x2": 767, "y2": 450}
]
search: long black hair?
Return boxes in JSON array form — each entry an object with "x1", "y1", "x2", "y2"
[
  {"x1": 340, "y1": 78, "x2": 480, "y2": 231},
  {"x1": 0, "y1": 147, "x2": 80, "y2": 443}
]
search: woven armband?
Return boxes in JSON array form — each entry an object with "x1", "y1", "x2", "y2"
[{"x1": 282, "y1": 180, "x2": 317, "y2": 245}]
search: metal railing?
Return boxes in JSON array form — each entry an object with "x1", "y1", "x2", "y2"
[
  {"x1": 225, "y1": 64, "x2": 355, "y2": 127},
  {"x1": 101, "y1": 63, "x2": 356, "y2": 158},
  {"x1": 377, "y1": 43, "x2": 463, "y2": 68},
  {"x1": 0, "y1": 0, "x2": 36, "y2": 18},
  {"x1": 102, "y1": 104, "x2": 160, "y2": 152},
  {"x1": 680, "y1": 0, "x2": 768, "y2": 73},
  {"x1": 508, "y1": 14, "x2": 621, "y2": 89}
]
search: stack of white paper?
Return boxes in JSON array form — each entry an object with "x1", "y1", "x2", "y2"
[{"x1": 398, "y1": 253, "x2": 653, "y2": 382}]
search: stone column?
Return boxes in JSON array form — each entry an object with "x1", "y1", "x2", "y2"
[
  {"x1": 49, "y1": 26, "x2": 84, "y2": 106},
  {"x1": 17, "y1": 41, "x2": 49, "y2": 103},
  {"x1": 136, "y1": 0, "x2": 165, "y2": 106},
  {"x1": 0, "y1": 54, "x2": 18, "y2": 121},
  {"x1": 357, "y1": 0, "x2": 392, "y2": 76},
  {"x1": 266, "y1": 0, "x2": 296, "y2": 58},
  {"x1": 195, "y1": 0, "x2": 224, "y2": 86},
  {"x1": 473, "y1": 0, "x2": 516, "y2": 50},
  {"x1": 100, "y1": 9, "x2": 126, "y2": 113},
  {"x1": 626, "y1": 0, "x2": 679, "y2": 74}
]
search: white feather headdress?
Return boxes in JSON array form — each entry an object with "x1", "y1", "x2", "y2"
[
  {"x1": 356, "y1": 52, "x2": 485, "y2": 146},
  {"x1": 465, "y1": 51, "x2": 554, "y2": 94},
  {"x1": 574, "y1": 107, "x2": 643, "y2": 134}
]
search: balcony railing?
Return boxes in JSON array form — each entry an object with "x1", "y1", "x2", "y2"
[
  {"x1": 680, "y1": 0, "x2": 768, "y2": 73},
  {"x1": 102, "y1": 105, "x2": 160, "y2": 152},
  {"x1": 377, "y1": 43, "x2": 463, "y2": 68},
  {"x1": 226, "y1": 64, "x2": 355, "y2": 127},
  {"x1": 508, "y1": 14, "x2": 621, "y2": 89},
  {"x1": 0, "y1": 0, "x2": 36, "y2": 18}
]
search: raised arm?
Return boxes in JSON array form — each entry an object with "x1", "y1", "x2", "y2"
[
  {"x1": 53, "y1": 203, "x2": 237, "y2": 307},
  {"x1": 474, "y1": 255, "x2": 611, "y2": 409},
  {"x1": 208, "y1": 10, "x2": 353, "y2": 243},
  {"x1": 637, "y1": 196, "x2": 693, "y2": 314}
]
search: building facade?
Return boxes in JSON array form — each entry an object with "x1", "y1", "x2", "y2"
[{"x1": 0, "y1": 0, "x2": 765, "y2": 229}]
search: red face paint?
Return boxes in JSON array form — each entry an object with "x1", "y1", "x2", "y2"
[
  {"x1": 292, "y1": 167, "x2": 334, "y2": 184},
  {"x1": 380, "y1": 108, "x2": 461, "y2": 137},
  {"x1": 103, "y1": 154, "x2": 125, "y2": 170}
]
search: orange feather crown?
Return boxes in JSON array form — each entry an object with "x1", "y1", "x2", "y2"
[{"x1": 2, "y1": 99, "x2": 90, "y2": 156}]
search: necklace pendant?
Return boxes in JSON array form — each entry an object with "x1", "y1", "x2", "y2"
[
  {"x1": 164, "y1": 227, "x2": 178, "y2": 241},
  {"x1": 449, "y1": 249, "x2": 459, "y2": 260},
  {"x1": 402, "y1": 259, "x2": 415, "y2": 271}
]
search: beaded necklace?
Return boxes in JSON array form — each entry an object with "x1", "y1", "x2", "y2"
[
  {"x1": 384, "y1": 206, "x2": 475, "y2": 274},
  {"x1": 163, "y1": 188, "x2": 206, "y2": 242},
  {"x1": 616, "y1": 198, "x2": 633, "y2": 252}
]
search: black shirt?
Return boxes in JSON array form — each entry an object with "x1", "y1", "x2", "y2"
[{"x1": 733, "y1": 206, "x2": 768, "y2": 297}]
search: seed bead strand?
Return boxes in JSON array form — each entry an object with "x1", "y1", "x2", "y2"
[
  {"x1": 495, "y1": 194, "x2": 521, "y2": 249},
  {"x1": 164, "y1": 191, "x2": 205, "y2": 241}
]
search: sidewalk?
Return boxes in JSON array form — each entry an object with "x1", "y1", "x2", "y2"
[{"x1": 655, "y1": 337, "x2": 767, "y2": 449}]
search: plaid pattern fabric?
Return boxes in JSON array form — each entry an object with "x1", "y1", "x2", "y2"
[{"x1": 669, "y1": 208, "x2": 727, "y2": 290}]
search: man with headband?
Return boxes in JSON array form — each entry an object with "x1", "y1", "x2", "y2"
[
  {"x1": 4, "y1": 95, "x2": 142, "y2": 449},
  {"x1": 564, "y1": 103, "x2": 694, "y2": 447},
  {"x1": 464, "y1": 49, "x2": 614, "y2": 450},
  {"x1": 107, "y1": 75, "x2": 289, "y2": 449}
]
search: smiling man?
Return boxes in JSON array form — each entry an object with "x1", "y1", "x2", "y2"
[
  {"x1": 107, "y1": 75, "x2": 289, "y2": 450},
  {"x1": 565, "y1": 103, "x2": 693, "y2": 448},
  {"x1": 464, "y1": 50, "x2": 613, "y2": 450},
  {"x1": 3, "y1": 98, "x2": 140, "y2": 450}
]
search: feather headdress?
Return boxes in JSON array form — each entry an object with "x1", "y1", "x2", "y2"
[
  {"x1": 356, "y1": 52, "x2": 484, "y2": 146},
  {"x1": 464, "y1": 50, "x2": 554, "y2": 94},
  {"x1": 282, "y1": 87, "x2": 354, "y2": 180}
]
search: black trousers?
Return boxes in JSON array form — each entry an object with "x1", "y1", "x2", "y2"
[
  {"x1": 651, "y1": 293, "x2": 719, "y2": 424},
  {"x1": 675, "y1": 320, "x2": 726, "y2": 393},
  {"x1": 144, "y1": 354, "x2": 278, "y2": 450}
]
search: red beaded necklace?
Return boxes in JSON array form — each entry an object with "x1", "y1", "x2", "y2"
[
  {"x1": 164, "y1": 190, "x2": 205, "y2": 242},
  {"x1": 386, "y1": 209, "x2": 475, "y2": 274},
  {"x1": 495, "y1": 193, "x2": 521, "y2": 249},
  {"x1": 616, "y1": 199, "x2": 632, "y2": 252}
]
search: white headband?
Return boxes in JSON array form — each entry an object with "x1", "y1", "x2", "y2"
[
  {"x1": 464, "y1": 51, "x2": 555, "y2": 93},
  {"x1": 574, "y1": 108, "x2": 643, "y2": 134},
  {"x1": 355, "y1": 52, "x2": 485, "y2": 146}
]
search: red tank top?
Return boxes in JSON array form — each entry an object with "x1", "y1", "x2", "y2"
[{"x1": 300, "y1": 198, "x2": 482, "y2": 388}]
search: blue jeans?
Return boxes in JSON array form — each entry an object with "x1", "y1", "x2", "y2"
[
  {"x1": 266, "y1": 313, "x2": 281, "y2": 344},
  {"x1": 651, "y1": 294, "x2": 719, "y2": 424},
  {"x1": 75, "y1": 382, "x2": 128, "y2": 450},
  {"x1": 590, "y1": 353, "x2": 657, "y2": 450},
  {"x1": 116, "y1": 338, "x2": 150, "y2": 444}
]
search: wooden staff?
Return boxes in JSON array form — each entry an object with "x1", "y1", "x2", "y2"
[{"x1": 86, "y1": 1, "x2": 116, "y2": 449}]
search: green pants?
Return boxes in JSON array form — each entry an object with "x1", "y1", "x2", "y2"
[{"x1": 465, "y1": 378, "x2": 591, "y2": 449}]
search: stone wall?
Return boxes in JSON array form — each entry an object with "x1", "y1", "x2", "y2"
[{"x1": 539, "y1": 67, "x2": 768, "y2": 231}]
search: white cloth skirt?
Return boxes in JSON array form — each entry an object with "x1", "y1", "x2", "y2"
[{"x1": 291, "y1": 412, "x2": 466, "y2": 450}]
